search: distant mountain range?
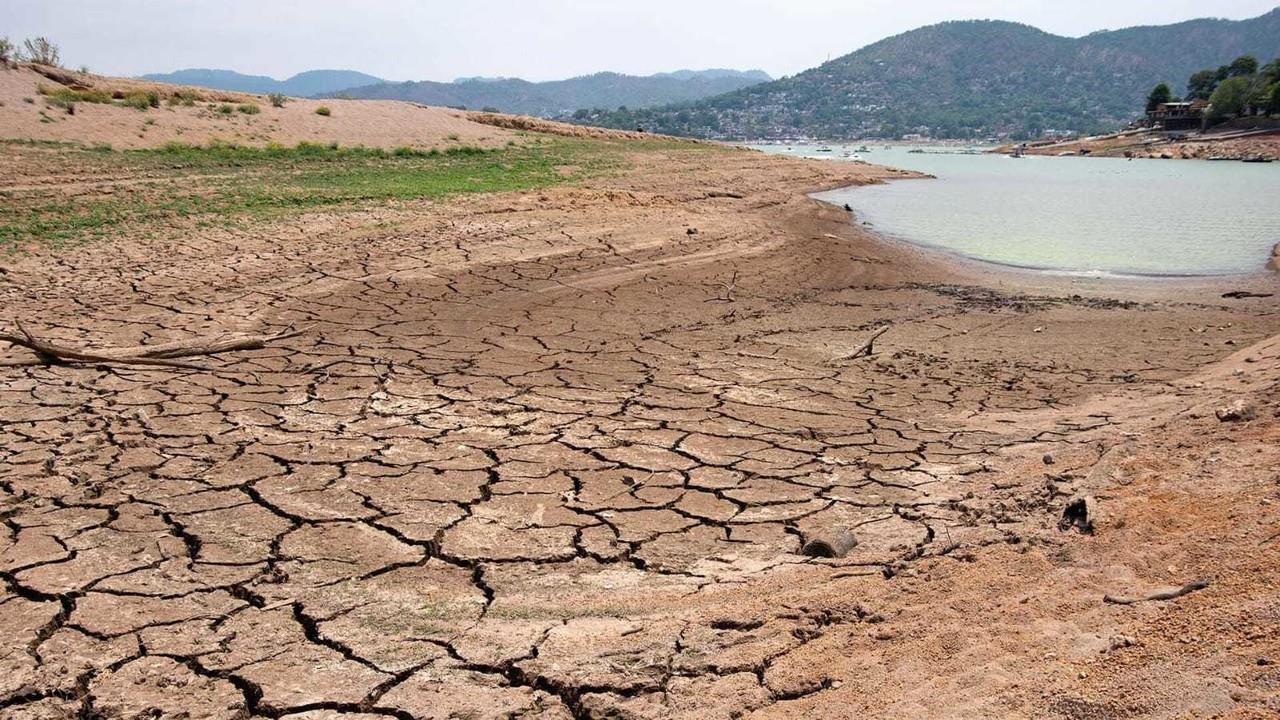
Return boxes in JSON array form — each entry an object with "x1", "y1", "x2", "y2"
[
  {"x1": 330, "y1": 69, "x2": 772, "y2": 116},
  {"x1": 574, "y1": 9, "x2": 1280, "y2": 140},
  {"x1": 139, "y1": 68, "x2": 385, "y2": 97},
  {"x1": 138, "y1": 67, "x2": 771, "y2": 117}
]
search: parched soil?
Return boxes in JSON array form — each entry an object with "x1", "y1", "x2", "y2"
[{"x1": 2, "y1": 130, "x2": 1279, "y2": 719}]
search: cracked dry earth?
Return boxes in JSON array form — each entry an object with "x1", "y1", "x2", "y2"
[{"x1": 2, "y1": 143, "x2": 1280, "y2": 719}]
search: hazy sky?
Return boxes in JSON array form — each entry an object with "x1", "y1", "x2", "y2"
[{"x1": 3, "y1": 1, "x2": 1277, "y2": 81}]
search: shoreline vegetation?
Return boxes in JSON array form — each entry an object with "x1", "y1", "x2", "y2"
[{"x1": 0, "y1": 137, "x2": 658, "y2": 249}]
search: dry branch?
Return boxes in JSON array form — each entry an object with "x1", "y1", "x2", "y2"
[
  {"x1": 832, "y1": 324, "x2": 892, "y2": 363},
  {"x1": 0, "y1": 323, "x2": 310, "y2": 370},
  {"x1": 708, "y1": 271, "x2": 739, "y2": 303},
  {"x1": 1103, "y1": 579, "x2": 1210, "y2": 605}
]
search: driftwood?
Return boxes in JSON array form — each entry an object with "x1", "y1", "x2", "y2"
[
  {"x1": 0, "y1": 323, "x2": 309, "y2": 370},
  {"x1": 1103, "y1": 579, "x2": 1210, "y2": 606},
  {"x1": 832, "y1": 325, "x2": 891, "y2": 363}
]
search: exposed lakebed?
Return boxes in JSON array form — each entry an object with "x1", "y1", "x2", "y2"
[{"x1": 755, "y1": 144, "x2": 1280, "y2": 276}]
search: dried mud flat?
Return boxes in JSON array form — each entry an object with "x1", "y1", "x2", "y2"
[{"x1": 2, "y1": 130, "x2": 1280, "y2": 720}]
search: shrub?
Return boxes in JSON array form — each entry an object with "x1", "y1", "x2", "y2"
[
  {"x1": 267, "y1": 93, "x2": 286, "y2": 108},
  {"x1": 167, "y1": 90, "x2": 198, "y2": 107},
  {"x1": 0, "y1": 37, "x2": 14, "y2": 66},
  {"x1": 39, "y1": 85, "x2": 112, "y2": 106},
  {"x1": 122, "y1": 92, "x2": 155, "y2": 110},
  {"x1": 217, "y1": 104, "x2": 234, "y2": 114},
  {"x1": 237, "y1": 103, "x2": 260, "y2": 115},
  {"x1": 315, "y1": 106, "x2": 331, "y2": 117},
  {"x1": 23, "y1": 37, "x2": 61, "y2": 67}
]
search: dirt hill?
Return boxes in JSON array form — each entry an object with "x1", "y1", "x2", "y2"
[{"x1": 0, "y1": 65, "x2": 516, "y2": 149}]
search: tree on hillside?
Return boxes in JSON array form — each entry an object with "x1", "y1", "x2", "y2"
[
  {"x1": 1246, "y1": 75, "x2": 1274, "y2": 114},
  {"x1": 22, "y1": 37, "x2": 60, "y2": 66},
  {"x1": 1146, "y1": 82, "x2": 1173, "y2": 112},
  {"x1": 0, "y1": 37, "x2": 14, "y2": 66},
  {"x1": 1228, "y1": 55, "x2": 1259, "y2": 78},
  {"x1": 1186, "y1": 69, "x2": 1219, "y2": 100},
  {"x1": 1208, "y1": 76, "x2": 1250, "y2": 120},
  {"x1": 1266, "y1": 82, "x2": 1280, "y2": 116}
]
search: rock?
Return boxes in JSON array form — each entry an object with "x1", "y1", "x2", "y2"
[
  {"x1": 1216, "y1": 400, "x2": 1257, "y2": 423},
  {"x1": 1269, "y1": 242, "x2": 1280, "y2": 272},
  {"x1": 1108, "y1": 635, "x2": 1137, "y2": 651},
  {"x1": 1042, "y1": 453, "x2": 1055, "y2": 466},
  {"x1": 1058, "y1": 496, "x2": 1095, "y2": 534},
  {"x1": 870, "y1": 627, "x2": 899, "y2": 641},
  {"x1": 686, "y1": 228, "x2": 698, "y2": 235}
]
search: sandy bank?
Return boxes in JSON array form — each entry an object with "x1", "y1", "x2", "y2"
[{"x1": 0, "y1": 65, "x2": 517, "y2": 149}]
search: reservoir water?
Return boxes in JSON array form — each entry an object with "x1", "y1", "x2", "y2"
[{"x1": 754, "y1": 144, "x2": 1280, "y2": 276}]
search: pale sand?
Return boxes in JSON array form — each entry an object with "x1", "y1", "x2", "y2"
[{"x1": 0, "y1": 66, "x2": 518, "y2": 149}]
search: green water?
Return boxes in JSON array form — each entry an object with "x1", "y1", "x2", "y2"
[{"x1": 754, "y1": 144, "x2": 1280, "y2": 276}]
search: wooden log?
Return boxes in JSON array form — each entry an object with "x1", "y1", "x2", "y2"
[{"x1": 801, "y1": 530, "x2": 858, "y2": 559}]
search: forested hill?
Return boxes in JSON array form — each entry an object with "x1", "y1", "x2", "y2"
[
  {"x1": 573, "y1": 9, "x2": 1280, "y2": 140},
  {"x1": 332, "y1": 70, "x2": 771, "y2": 117},
  {"x1": 140, "y1": 69, "x2": 385, "y2": 97}
]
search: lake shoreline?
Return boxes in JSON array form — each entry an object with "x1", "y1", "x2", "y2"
[
  {"x1": 771, "y1": 144, "x2": 1280, "y2": 277},
  {"x1": 818, "y1": 190, "x2": 1280, "y2": 283}
]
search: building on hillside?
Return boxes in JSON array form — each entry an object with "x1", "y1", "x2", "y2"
[{"x1": 1147, "y1": 100, "x2": 1208, "y2": 131}]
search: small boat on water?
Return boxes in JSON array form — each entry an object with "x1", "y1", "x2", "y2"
[
  {"x1": 856, "y1": 145, "x2": 871, "y2": 152},
  {"x1": 816, "y1": 146, "x2": 833, "y2": 153},
  {"x1": 1242, "y1": 156, "x2": 1274, "y2": 163}
]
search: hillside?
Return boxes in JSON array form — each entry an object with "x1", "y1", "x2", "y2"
[
  {"x1": 0, "y1": 66, "x2": 512, "y2": 150},
  {"x1": 576, "y1": 9, "x2": 1280, "y2": 140},
  {"x1": 332, "y1": 69, "x2": 771, "y2": 116},
  {"x1": 139, "y1": 68, "x2": 385, "y2": 97}
]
